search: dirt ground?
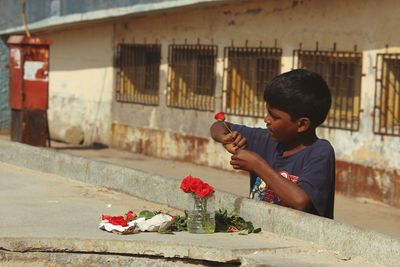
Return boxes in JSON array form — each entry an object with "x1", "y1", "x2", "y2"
[{"x1": 42, "y1": 140, "x2": 400, "y2": 240}]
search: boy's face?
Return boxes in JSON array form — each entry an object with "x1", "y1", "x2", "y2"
[{"x1": 264, "y1": 106, "x2": 299, "y2": 143}]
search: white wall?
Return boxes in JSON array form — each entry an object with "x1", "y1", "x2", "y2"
[{"x1": 44, "y1": 23, "x2": 114, "y2": 145}]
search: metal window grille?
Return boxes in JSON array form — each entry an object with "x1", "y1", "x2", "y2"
[
  {"x1": 374, "y1": 54, "x2": 400, "y2": 136},
  {"x1": 224, "y1": 47, "x2": 282, "y2": 117},
  {"x1": 293, "y1": 49, "x2": 362, "y2": 131},
  {"x1": 116, "y1": 44, "x2": 160, "y2": 105},
  {"x1": 167, "y1": 44, "x2": 217, "y2": 111}
]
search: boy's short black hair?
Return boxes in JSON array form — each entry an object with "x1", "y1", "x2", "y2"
[{"x1": 264, "y1": 69, "x2": 332, "y2": 127}]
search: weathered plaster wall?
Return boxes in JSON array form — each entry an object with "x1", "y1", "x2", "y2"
[
  {"x1": 42, "y1": 24, "x2": 114, "y2": 144},
  {"x1": 110, "y1": 0, "x2": 400, "y2": 206},
  {"x1": 0, "y1": 36, "x2": 10, "y2": 130}
]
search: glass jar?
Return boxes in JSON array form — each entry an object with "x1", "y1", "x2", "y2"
[{"x1": 187, "y1": 194, "x2": 215, "y2": 234}]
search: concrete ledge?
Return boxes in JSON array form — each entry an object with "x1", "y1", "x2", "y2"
[
  {"x1": 0, "y1": 235, "x2": 243, "y2": 263},
  {"x1": 0, "y1": 251, "x2": 201, "y2": 267},
  {"x1": 0, "y1": 139, "x2": 399, "y2": 266},
  {"x1": 0, "y1": 231, "x2": 338, "y2": 265}
]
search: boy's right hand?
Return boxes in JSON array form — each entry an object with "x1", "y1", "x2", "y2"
[{"x1": 222, "y1": 131, "x2": 247, "y2": 154}]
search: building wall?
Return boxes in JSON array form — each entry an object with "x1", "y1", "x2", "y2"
[
  {"x1": 40, "y1": 0, "x2": 400, "y2": 206},
  {"x1": 0, "y1": 36, "x2": 10, "y2": 131},
  {"x1": 42, "y1": 24, "x2": 114, "y2": 144}
]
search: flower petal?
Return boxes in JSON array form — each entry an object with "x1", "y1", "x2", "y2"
[{"x1": 214, "y1": 112, "x2": 225, "y2": 121}]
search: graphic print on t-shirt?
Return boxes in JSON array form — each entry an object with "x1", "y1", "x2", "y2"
[{"x1": 249, "y1": 171, "x2": 299, "y2": 205}]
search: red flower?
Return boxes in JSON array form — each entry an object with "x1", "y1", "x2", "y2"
[
  {"x1": 214, "y1": 112, "x2": 225, "y2": 121},
  {"x1": 195, "y1": 182, "x2": 214, "y2": 198},
  {"x1": 227, "y1": 226, "x2": 239, "y2": 232},
  {"x1": 125, "y1": 211, "x2": 135, "y2": 221},
  {"x1": 180, "y1": 175, "x2": 194, "y2": 193},
  {"x1": 101, "y1": 215, "x2": 111, "y2": 221},
  {"x1": 214, "y1": 112, "x2": 232, "y2": 134},
  {"x1": 180, "y1": 175, "x2": 214, "y2": 198},
  {"x1": 101, "y1": 211, "x2": 136, "y2": 226},
  {"x1": 108, "y1": 216, "x2": 128, "y2": 227},
  {"x1": 189, "y1": 177, "x2": 203, "y2": 193}
]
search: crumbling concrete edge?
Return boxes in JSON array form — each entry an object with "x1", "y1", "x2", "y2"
[
  {"x1": 0, "y1": 236, "x2": 239, "y2": 263},
  {"x1": 0, "y1": 139, "x2": 398, "y2": 266}
]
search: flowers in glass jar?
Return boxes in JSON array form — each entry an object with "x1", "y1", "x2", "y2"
[
  {"x1": 180, "y1": 175, "x2": 214, "y2": 198},
  {"x1": 180, "y1": 175, "x2": 215, "y2": 234}
]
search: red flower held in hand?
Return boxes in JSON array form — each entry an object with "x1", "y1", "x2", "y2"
[
  {"x1": 180, "y1": 175, "x2": 214, "y2": 198},
  {"x1": 214, "y1": 112, "x2": 225, "y2": 121},
  {"x1": 214, "y1": 111, "x2": 232, "y2": 134}
]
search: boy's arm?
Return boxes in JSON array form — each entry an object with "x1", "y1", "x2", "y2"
[
  {"x1": 231, "y1": 150, "x2": 313, "y2": 212},
  {"x1": 210, "y1": 121, "x2": 247, "y2": 154}
]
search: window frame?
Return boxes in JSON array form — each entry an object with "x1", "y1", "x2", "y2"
[
  {"x1": 373, "y1": 53, "x2": 400, "y2": 136},
  {"x1": 223, "y1": 46, "x2": 282, "y2": 118},
  {"x1": 166, "y1": 44, "x2": 217, "y2": 111},
  {"x1": 115, "y1": 43, "x2": 161, "y2": 105},
  {"x1": 293, "y1": 49, "x2": 363, "y2": 131}
]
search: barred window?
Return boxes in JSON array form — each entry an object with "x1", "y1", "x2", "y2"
[
  {"x1": 167, "y1": 44, "x2": 217, "y2": 111},
  {"x1": 294, "y1": 49, "x2": 362, "y2": 131},
  {"x1": 116, "y1": 44, "x2": 160, "y2": 105},
  {"x1": 374, "y1": 54, "x2": 400, "y2": 136},
  {"x1": 224, "y1": 47, "x2": 281, "y2": 117}
]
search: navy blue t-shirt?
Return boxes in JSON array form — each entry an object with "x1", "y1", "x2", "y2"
[{"x1": 232, "y1": 124, "x2": 336, "y2": 219}]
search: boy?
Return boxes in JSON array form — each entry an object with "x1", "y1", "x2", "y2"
[{"x1": 210, "y1": 69, "x2": 335, "y2": 219}]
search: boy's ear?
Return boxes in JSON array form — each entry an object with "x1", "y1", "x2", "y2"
[{"x1": 296, "y1": 117, "x2": 311, "y2": 133}]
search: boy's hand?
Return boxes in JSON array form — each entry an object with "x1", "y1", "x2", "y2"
[
  {"x1": 230, "y1": 149, "x2": 262, "y2": 172},
  {"x1": 222, "y1": 131, "x2": 247, "y2": 154}
]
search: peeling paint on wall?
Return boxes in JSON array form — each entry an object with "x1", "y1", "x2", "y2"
[
  {"x1": 111, "y1": 123, "x2": 233, "y2": 167},
  {"x1": 336, "y1": 160, "x2": 400, "y2": 207}
]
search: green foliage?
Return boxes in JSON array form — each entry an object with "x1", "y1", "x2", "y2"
[
  {"x1": 215, "y1": 209, "x2": 261, "y2": 233},
  {"x1": 136, "y1": 209, "x2": 261, "y2": 234},
  {"x1": 138, "y1": 210, "x2": 156, "y2": 220},
  {"x1": 169, "y1": 211, "x2": 188, "y2": 232}
]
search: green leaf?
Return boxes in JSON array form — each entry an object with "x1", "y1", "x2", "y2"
[
  {"x1": 214, "y1": 209, "x2": 261, "y2": 234},
  {"x1": 253, "y1": 228, "x2": 262, "y2": 233},
  {"x1": 170, "y1": 214, "x2": 187, "y2": 232},
  {"x1": 138, "y1": 210, "x2": 155, "y2": 220}
]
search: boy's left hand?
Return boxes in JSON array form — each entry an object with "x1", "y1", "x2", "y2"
[
  {"x1": 230, "y1": 149, "x2": 263, "y2": 172},
  {"x1": 222, "y1": 131, "x2": 247, "y2": 154}
]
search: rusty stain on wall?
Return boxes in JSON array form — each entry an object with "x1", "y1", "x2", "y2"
[
  {"x1": 112, "y1": 123, "x2": 400, "y2": 208},
  {"x1": 336, "y1": 160, "x2": 400, "y2": 207},
  {"x1": 245, "y1": 8, "x2": 262, "y2": 14},
  {"x1": 111, "y1": 123, "x2": 210, "y2": 166}
]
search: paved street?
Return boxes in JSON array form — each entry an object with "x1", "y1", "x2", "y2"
[
  {"x1": 0, "y1": 161, "x2": 383, "y2": 266},
  {"x1": 0, "y1": 161, "x2": 182, "y2": 239}
]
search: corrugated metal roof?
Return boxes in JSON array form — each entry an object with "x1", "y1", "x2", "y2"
[{"x1": 0, "y1": 0, "x2": 229, "y2": 34}]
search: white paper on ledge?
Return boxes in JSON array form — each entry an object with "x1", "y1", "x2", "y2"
[{"x1": 99, "y1": 214, "x2": 173, "y2": 233}]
